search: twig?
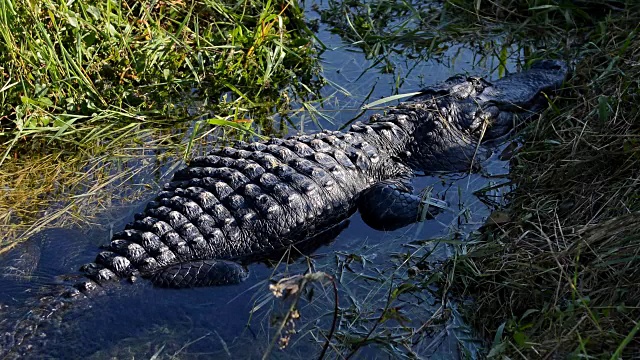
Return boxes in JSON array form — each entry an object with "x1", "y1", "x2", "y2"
[{"x1": 317, "y1": 275, "x2": 339, "y2": 360}]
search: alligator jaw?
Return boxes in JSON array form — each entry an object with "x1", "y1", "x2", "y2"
[
  {"x1": 463, "y1": 59, "x2": 568, "y2": 141},
  {"x1": 478, "y1": 60, "x2": 569, "y2": 112},
  {"x1": 399, "y1": 60, "x2": 568, "y2": 171}
]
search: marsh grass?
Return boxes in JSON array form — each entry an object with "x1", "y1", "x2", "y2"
[
  {"x1": 0, "y1": 0, "x2": 319, "y2": 127},
  {"x1": 0, "y1": 0, "x2": 322, "y2": 161},
  {"x1": 0, "y1": 124, "x2": 186, "y2": 248},
  {"x1": 439, "y1": 0, "x2": 640, "y2": 357}
]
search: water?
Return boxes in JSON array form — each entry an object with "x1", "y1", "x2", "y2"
[{"x1": 0, "y1": 1, "x2": 528, "y2": 358}]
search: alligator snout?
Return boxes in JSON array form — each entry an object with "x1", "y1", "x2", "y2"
[{"x1": 477, "y1": 59, "x2": 568, "y2": 110}]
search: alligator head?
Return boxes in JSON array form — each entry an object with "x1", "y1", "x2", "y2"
[{"x1": 403, "y1": 59, "x2": 568, "y2": 171}]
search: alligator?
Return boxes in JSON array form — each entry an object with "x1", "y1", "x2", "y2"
[{"x1": 64, "y1": 59, "x2": 568, "y2": 293}]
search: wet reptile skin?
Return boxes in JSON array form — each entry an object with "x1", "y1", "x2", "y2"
[
  {"x1": 72, "y1": 60, "x2": 569, "y2": 290},
  {"x1": 81, "y1": 125, "x2": 418, "y2": 289}
]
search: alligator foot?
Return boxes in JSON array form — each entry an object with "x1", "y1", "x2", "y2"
[
  {"x1": 358, "y1": 179, "x2": 445, "y2": 231},
  {"x1": 149, "y1": 260, "x2": 248, "y2": 288}
]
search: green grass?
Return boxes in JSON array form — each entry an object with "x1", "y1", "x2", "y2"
[{"x1": 0, "y1": 0, "x2": 321, "y2": 152}]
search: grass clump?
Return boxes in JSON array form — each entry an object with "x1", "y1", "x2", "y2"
[
  {"x1": 0, "y1": 0, "x2": 322, "y2": 247},
  {"x1": 446, "y1": 2, "x2": 640, "y2": 357},
  {"x1": 0, "y1": 0, "x2": 320, "y2": 151}
]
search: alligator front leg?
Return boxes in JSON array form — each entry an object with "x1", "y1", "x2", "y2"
[
  {"x1": 149, "y1": 259, "x2": 248, "y2": 288},
  {"x1": 357, "y1": 179, "x2": 445, "y2": 231}
]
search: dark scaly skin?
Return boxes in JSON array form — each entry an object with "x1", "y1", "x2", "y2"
[
  {"x1": 79, "y1": 129, "x2": 411, "y2": 289},
  {"x1": 70, "y1": 59, "x2": 568, "y2": 291}
]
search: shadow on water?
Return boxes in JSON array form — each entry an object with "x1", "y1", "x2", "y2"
[{"x1": 0, "y1": 0, "x2": 542, "y2": 358}]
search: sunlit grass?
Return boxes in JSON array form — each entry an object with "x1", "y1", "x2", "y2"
[
  {"x1": 0, "y1": 123, "x2": 183, "y2": 248},
  {"x1": 0, "y1": 0, "x2": 321, "y2": 150},
  {"x1": 0, "y1": 0, "x2": 323, "y2": 247}
]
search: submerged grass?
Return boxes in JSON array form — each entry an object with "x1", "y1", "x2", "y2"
[{"x1": 0, "y1": 123, "x2": 186, "y2": 248}]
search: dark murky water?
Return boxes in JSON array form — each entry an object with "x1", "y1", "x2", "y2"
[{"x1": 0, "y1": 1, "x2": 529, "y2": 358}]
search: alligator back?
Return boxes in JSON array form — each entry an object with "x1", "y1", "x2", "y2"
[{"x1": 82, "y1": 131, "x2": 387, "y2": 286}]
